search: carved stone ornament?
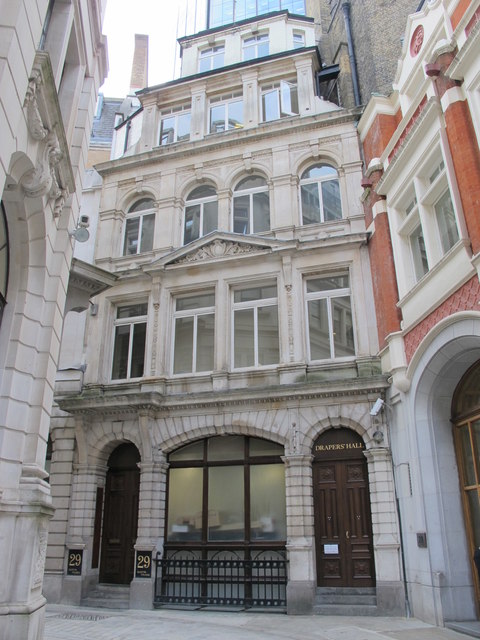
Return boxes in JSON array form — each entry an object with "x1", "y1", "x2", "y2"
[
  {"x1": 33, "y1": 523, "x2": 48, "y2": 588},
  {"x1": 24, "y1": 70, "x2": 48, "y2": 141},
  {"x1": 175, "y1": 239, "x2": 257, "y2": 264}
]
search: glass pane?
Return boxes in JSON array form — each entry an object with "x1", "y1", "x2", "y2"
[
  {"x1": 174, "y1": 316, "x2": 194, "y2": 374},
  {"x1": 234, "y1": 285, "x2": 277, "y2": 303},
  {"x1": 123, "y1": 217, "x2": 140, "y2": 255},
  {"x1": 280, "y1": 81, "x2": 297, "y2": 116},
  {"x1": 199, "y1": 54, "x2": 211, "y2": 73},
  {"x1": 454, "y1": 368, "x2": 480, "y2": 416},
  {"x1": 169, "y1": 440, "x2": 204, "y2": 462},
  {"x1": 160, "y1": 116, "x2": 175, "y2": 145},
  {"x1": 435, "y1": 190, "x2": 459, "y2": 253},
  {"x1": 167, "y1": 467, "x2": 203, "y2": 541},
  {"x1": 410, "y1": 225, "x2": 429, "y2": 281},
  {"x1": 308, "y1": 298, "x2": 331, "y2": 360},
  {"x1": 212, "y1": 48, "x2": 224, "y2": 69},
  {"x1": 258, "y1": 305, "x2": 279, "y2": 365},
  {"x1": 208, "y1": 466, "x2": 244, "y2": 540},
  {"x1": 234, "y1": 308, "x2": 254, "y2": 367},
  {"x1": 257, "y1": 39, "x2": 269, "y2": 57},
  {"x1": 129, "y1": 198, "x2": 154, "y2": 213},
  {"x1": 332, "y1": 296, "x2": 355, "y2": 357},
  {"x1": 302, "y1": 165, "x2": 338, "y2": 180},
  {"x1": 208, "y1": 435, "x2": 245, "y2": 461},
  {"x1": 177, "y1": 112, "x2": 191, "y2": 141},
  {"x1": 250, "y1": 437, "x2": 284, "y2": 457},
  {"x1": 210, "y1": 104, "x2": 226, "y2": 133},
  {"x1": 188, "y1": 185, "x2": 216, "y2": 200},
  {"x1": 196, "y1": 313, "x2": 214, "y2": 372},
  {"x1": 307, "y1": 275, "x2": 348, "y2": 292},
  {"x1": 322, "y1": 179, "x2": 342, "y2": 220},
  {"x1": 184, "y1": 204, "x2": 200, "y2": 244},
  {"x1": 203, "y1": 201, "x2": 218, "y2": 235},
  {"x1": 467, "y1": 489, "x2": 480, "y2": 547},
  {"x1": 458, "y1": 424, "x2": 476, "y2": 486},
  {"x1": 130, "y1": 322, "x2": 146, "y2": 377},
  {"x1": 253, "y1": 192, "x2": 270, "y2": 232},
  {"x1": 236, "y1": 176, "x2": 267, "y2": 191},
  {"x1": 140, "y1": 214, "x2": 154, "y2": 252},
  {"x1": 117, "y1": 303, "x2": 147, "y2": 319},
  {"x1": 176, "y1": 293, "x2": 215, "y2": 311},
  {"x1": 112, "y1": 324, "x2": 130, "y2": 379},
  {"x1": 301, "y1": 183, "x2": 320, "y2": 225},
  {"x1": 228, "y1": 100, "x2": 243, "y2": 129},
  {"x1": 250, "y1": 464, "x2": 286, "y2": 540},
  {"x1": 262, "y1": 89, "x2": 279, "y2": 122},
  {"x1": 233, "y1": 195, "x2": 250, "y2": 234}
]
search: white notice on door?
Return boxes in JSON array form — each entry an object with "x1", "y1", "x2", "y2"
[{"x1": 324, "y1": 544, "x2": 339, "y2": 554}]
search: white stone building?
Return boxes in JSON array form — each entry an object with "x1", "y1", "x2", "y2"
[
  {"x1": 45, "y1": 6, "x2": 407, "y2": 616},
  {"x1": 0, "y1": 1, "x2": 110, "y2": 637}
]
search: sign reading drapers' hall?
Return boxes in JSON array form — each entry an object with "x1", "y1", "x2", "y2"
[{"x1": 313, "y1": 428, "x2": 366, "y2": 459}]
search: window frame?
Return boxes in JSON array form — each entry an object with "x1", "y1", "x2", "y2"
[
  {"x1": 199, "y1": 44, "x2": 225, "y2": 72},
  {"x1": 183, "y1": 186, "x2": 218, "y2": 245},
  {"x1": 304, "y1": 273, "x2": 356, "y2": 362},
  {"x1": 232, "y1": 176, "x2": 270, "y2": 235},
  {"x1": 159, "y1": 106, "x2": 191, "y2": 145},
  {"x1": 242, "y1": 33, "x2": 269, "y2": 61},
  {"x1": 231, "y1": 282, "x2": 279, "y2": 370},
  {"x1": 122, "y1": 199, "x2": 156, "y2": 256},
  {"x1": 261, "y1": 79, "x2": 298, "y2": 122},
  {"x1": 299, "y1": 164, "x2": 343, "y2": 225},
  {"x1": 171, "y1": 291, "x2": 216, "y2": 375},
  {"x1": 111, "y1": 302, "x2": 148, "y2": 381},
  {"x1": 209, "y1": 92, "x2": 244, "y2": 133}
]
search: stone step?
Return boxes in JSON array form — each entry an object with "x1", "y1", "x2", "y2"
[
  {"x1": 82, "y1": 584, "x2": 130, "y2": 610},
  {"x1": 314, "y1": 587, "x2": 377, "y2": 616},
  {"x1": 313, "y1": 603, "x2": 378, "y2": 616}
]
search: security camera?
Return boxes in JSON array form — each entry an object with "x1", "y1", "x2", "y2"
[
  {"x1": 78, "y1": 215, "x2": 90, "y2": 228},
  {"x1": 370, "y1": 398, "x2": 385, "y2": 416}
]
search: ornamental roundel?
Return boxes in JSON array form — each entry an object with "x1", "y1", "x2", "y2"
[{"x1": 410, "y1": 25, "x2": 424, "y2": 57}]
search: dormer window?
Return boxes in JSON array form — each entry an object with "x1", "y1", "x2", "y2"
[
  {"x1": 159, "y1": 106, "x2": 191, "y2": 145},
  {"x1": 243, "y1": 33, "x2": 269, "y2": 61},
  {"x1": 293, "y1": 31, "x2": 305, "y2": 49},
  {"x1": 261, "y1": 80, "x2": 298, "y2": 122},
  {"x1": 199, "y1": 45, "x2": 225, "y2": 72},
  {"x1": 209, "y1": 92, "x2": 243, "y2": 133}
]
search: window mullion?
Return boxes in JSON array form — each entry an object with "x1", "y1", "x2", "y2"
[
  {"x1": 253, "y1": 305, "x2": 259, "y2": 366},
  {"x1": 127, "y1": 322, "x2": 135, "y2": 377},
  {"x1": 192, "y1": 313, "x2": 198, "y2": 372},
  {"x1": 327, "y1": 298, "x2": 335, "y2": 358}
]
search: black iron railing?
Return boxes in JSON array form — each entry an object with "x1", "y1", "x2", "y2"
[{"x1": 154, "y1": 549, "x2": 287, "y2": 609}]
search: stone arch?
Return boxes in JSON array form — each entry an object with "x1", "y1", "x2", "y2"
[
  {"x1": 118, "y1": 187, "x2": 160, "y2": 214},
  {"x1": 177, "y1": 175, "x2": 220, "y2": 203},
  {"x1": 85, "y1": 420, "x2": 144, "y2": 467},
  {"x1": 294, "y1": 149, "x2": 344, "y2": 179},
  {"x1": 301, "y1": 415, "x2": 374, "y2": 454}
]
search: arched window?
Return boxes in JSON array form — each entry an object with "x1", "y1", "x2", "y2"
[
  {"x1": 0, "y1": 201, "x2": 9, "y2": 326},
  {"x1": 300, "y1": 164, "x2": 342, "y2": 225},
  {"x1": 233, "y1": 176, "x2": 270, "y2": 234},
  {"x1": 123, "y1": 198, "x2": 155, "y2": 255},
  {"x1": 184, "y1": 186, "x2": 218, "y2": 245}
]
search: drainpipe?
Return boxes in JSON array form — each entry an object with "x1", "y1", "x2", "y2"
[{"x1": 342, "y1": 2, "x2": 361, "y2": 107}]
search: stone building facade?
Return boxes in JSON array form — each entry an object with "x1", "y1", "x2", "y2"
[
  {"x1": 358, "y1": 0, "x2": 480, "y2": 626},
  {"x1": 0, "y1": 1, "x2": 110, "y2": 638}
]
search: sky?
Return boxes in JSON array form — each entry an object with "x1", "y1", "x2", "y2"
[{"x1": 100, "y1": 0, "x2": 184, "y2": 98}]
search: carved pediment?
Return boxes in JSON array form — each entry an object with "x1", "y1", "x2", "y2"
[{"x1": 174, "y1": 238, "x2": 259, "y2": 264}]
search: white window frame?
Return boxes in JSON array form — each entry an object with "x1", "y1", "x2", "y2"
[
  {"x1": 261, "y1": 80, "x2": 298, "y2": 122},
  {"x1": 184, "y1": 186, "x2": 218, "y2": 245},
  {"x1": 123, "y1": 200, "x2": 155, "y2": 256},
  {"x1": 199, "y1": 44, "x2": 225, "y2": 72},
  {"x1": 242, "y1": 33, "x2": 269, "y2": 61},
  {"x1": 299, "y1": 164, "x2": 342, "y2": 225},
  {"x1": 209, "y1": 92, "x2": 244, "y2": 133},
  {"x1": 231, "y1": 283, "x2": 279, "y2": 369},
  {"x1": 159, "y1": 106, "x2": 191, "y2": 145},
  {"x1": 111, "y1": 303, "x2": 148, "y2": 380},
  {"x1": 232, "y1": 177, "x2": 270, "y2": 234},
  {"x1": 292, "y1": 31, "x2": 305, "y2": 49},
  {"x1": 171, "y1": 291, "x2": 215, "y2": 375},
  {"x1": 305, "y1": 274, "x2": 356, "y2": 362}
]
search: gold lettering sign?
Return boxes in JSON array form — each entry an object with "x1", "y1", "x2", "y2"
[
  {"x1": 135, "y1": 550, "x2": 152, "y2": 578},
  {"x1": 67, "y1": 549, "x2": 83, "y2": 576},
  {"x1": 315, "y1": 442, "x2": 364, "y2": 452}
]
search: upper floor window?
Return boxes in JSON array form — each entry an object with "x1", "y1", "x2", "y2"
[
  {"x1": 184, "y1": 186, "x2": 218, "y2": 244},
  {"x1": 0, "y1": 201, "x2": 8, "y2": 327},
  {"x1": 300, "y1": 164, "x2": 342, "y2": 224},
  {"x1": 233, "y1": 176, "x2": 270, "y2": 234},
  {"x1": 208, "y1": 0, "x2": 306, "y2": 27},
  {"x1": 123, "y1": 198, "x2": 155, "y2": 256},
  {"x1": 233, "y1": 284, "x2": 279, "y2": 369},
  {"x1": 305, "y1": 274, "x2": 355, "y2": 361},
  {"x1": 262, "y1": 80, "x2": 298, "y2": 122},
  {"x1": 159, "y1": 106, "x2": 191, "y2": 145},
  {"x1": 293, "y1": 31, "x2": 305, "y2": 49},
  {"x1": 209, "y1": 92, "x2": 244, "y2": 133},
  {"x1": 199, "y1": 45, "x2": 225, "y2": 72},
  {"x1": 243, "y1": 33, "x2": 269, "y2": 61},
  {"x1": 173, "y1": 291, "x2": 215, "y2": 374},
  {"x1": 111, "y1": 303, "x2": 147, "y2": 380}
]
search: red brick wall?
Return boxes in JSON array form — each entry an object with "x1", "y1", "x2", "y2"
[
  {"x1": 451, "y1": 0, "x2": 471, "y2": 30},
  {"x1": 404, "y1": 276, "x2": 480, "y2": 362},
  {"x1": 362, "y1": 111, "x2": 401, "y2": 168}
]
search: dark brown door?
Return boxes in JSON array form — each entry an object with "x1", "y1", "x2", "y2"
[
  {"x1": 313, "y1": 429, "x2": 375, "y2": 587},
  {"x1": 99, "y1": 443, "x2": 140, "y2": 584}
]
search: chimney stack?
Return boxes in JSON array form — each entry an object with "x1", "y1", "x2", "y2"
[{"x1": 129, "y1": 34, "x2": 149, "y2": 92}]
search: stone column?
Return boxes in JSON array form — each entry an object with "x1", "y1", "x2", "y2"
[
  {"x1": 364, "y1": 447, "x2": 404, "y2": 615},
  {"x1": 241, "y1": 69, "x2": 259, "y2": 129},
  {"x1": 283, "y1": 454, "x2": 315, "y2": 614},
  {"x1": 130, "y1": 453, "x2": 169, "y2": 609}
]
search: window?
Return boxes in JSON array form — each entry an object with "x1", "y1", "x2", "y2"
[
  {"x1": 261, "y1": 80, "x2": 298, "y2": 122},
  {"x1": 184, "y1": 186, "x2": 218, "y2": 244},
  {"x1": 166, "y1": 435, "x2": 286, "y2": 544},
  {"x1": 233, "y1": 284, "x2": 279, "y2": 368},
  {"x1": 159, "y1": 107, "x2": 191, "y2": 145},
  {"x1": 123, "y1": 198, "x2": 155, "y2": 255},
  {"x1": 243, "y1": 33, "x2": 269, "y2": 61},
  {"x1": 209, "y1": 92, "x2": 243, "y2": 133},
  {"x1": 233, "y1": 176, "x2": 270, "y2": 234},
  {"x1": 0, "y1": 201, "x2": 8, "y2": 327},
  {"x1": 172, "y1": 291, "x2": 215, "y2": 374},
  {"x1": 300, "y1": 164, "x2": 342, "y2": 224},
  {"x1": 306, "y1": 274, "x2": 355, "y2": 360},
  {"x1": 435, "y1": 189, "x2": 459, "y2": 254},
  {"x1": 208, "y1": 0, "x2": 306, "y2": 28},
  {"x1": 410, "y1": 224, "x2": 429, "y2": 281},
  {"x1": 199, "y1": 45, "x2": 224, "y2": 72},
  {"x1": 293, "y1": 31, "x2": 305, "y2": 49},
  {"x1": 111, "y1": 303, "x2": 147, "y2": 379}
]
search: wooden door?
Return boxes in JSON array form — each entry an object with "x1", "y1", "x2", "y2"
[
  {"x1": 99, "y1": 444, "x2": 140, "y2": 584},
  {"x1": 313, "y1": 429, "x2": 375, "y2": 587}
]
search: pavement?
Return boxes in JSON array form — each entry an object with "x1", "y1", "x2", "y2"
[{"x1": 44, "y1": 605, "x2": 480, "y2": 640}]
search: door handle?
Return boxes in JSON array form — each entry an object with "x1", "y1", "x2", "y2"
[{"x1": 345, "y1": 530, "x2": 349, "y2": 539}]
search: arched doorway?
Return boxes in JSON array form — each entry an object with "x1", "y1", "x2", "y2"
[
  {"x1": 312, "y1": 428, "x2": 375, "y2": 587},
  {"x1": 99, "y1": 443, "x2": 140, "y2": 584},
  {"x1": 452, "y1": 361, "x2": 480, "y2": 609}
]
